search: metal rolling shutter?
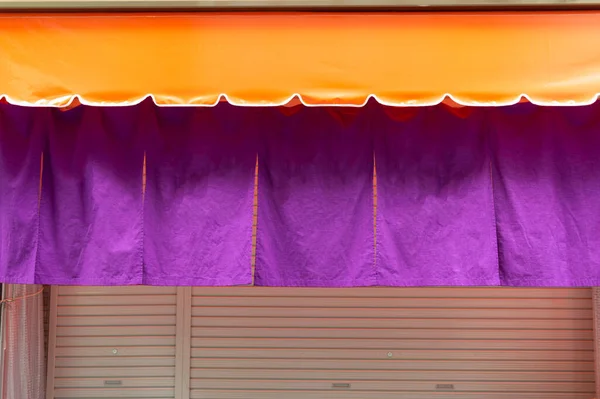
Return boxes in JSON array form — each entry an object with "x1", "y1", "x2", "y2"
[
  {"x1": 46, "y1": 286, "x2": 178, "y2": 399},
  {"x1": 190, "y1": 287, "x2": 595, "y2": 399}
]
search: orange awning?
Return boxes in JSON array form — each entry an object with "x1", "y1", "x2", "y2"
[{"x1": 1, "y1": 12, "x2": 600, "y2": 107}]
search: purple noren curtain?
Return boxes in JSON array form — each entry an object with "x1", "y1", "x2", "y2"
[
  {"x1": 491, "y1": 105, "x2": 600, "y2": 287},
  {"x1": 37, "y1": 107, "x2": 144, "y2": 285},
  {"x1": 0, "y1": 102, "x2": 599, "y2": 287},
  {"x1": 0, "y1": 106, "x2": 44, "y2": 284},
  {"x1": 375, "y1": 107, "x2": 499, "y2": 286},
  {"x1": 144, "y1": 105, "x2": 256, "y2": 286},
  {"x1": 255, "y1": 108, "x2": 375, "y2": 287}
]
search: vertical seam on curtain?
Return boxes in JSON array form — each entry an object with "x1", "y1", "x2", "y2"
[
  {"x1": 142, "y1": 152, "x2": 146, "y2": 202},
  {"x1": 140, "y1": 100, "x2": 156, "y2": 285},
  {"x1": 251, "y1": 154, "x2": 258, "y2": 286},
  {"x1": 373, "y1": 151, "x2": 378, "y2": 286},
  {"x1": 33, "y1": 110, "x2": 47, "y2": 285},
  {"x1": 370, "y1": 104, "x2": 379, "y2": 286},
  {"x1": 142, "y1": 150, "x2": 147, "y2": 285},
  {"x1": 486, "y1": 111, "x2": 503, "y2": 286}
]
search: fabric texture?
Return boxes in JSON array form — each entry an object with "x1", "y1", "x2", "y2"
[
  {"x1": 0, "y1": 106, "x2": 44, "y2": 284},
  {"x1": 375, "y1": 106, "x2": 499, "y2": 286},
  {"x1": 255, "y1": 108, "x2": 375, "y2": 286},
  {"x1": 491, "y1": 105, "x2": 600, "y2": 286},
  {"x1": 37, "y1": 107, "x2": 145, "y2": 285},
  {"x1": 0, "y1": 103, "x2": 598, "y2": 287},
  {"x1": 144, "y1": 105, "x2": 256, "y2": 286}
]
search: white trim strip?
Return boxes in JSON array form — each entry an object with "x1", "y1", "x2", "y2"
[{"x1": 2, "y1": 93, "x2": 599, "y2": 108}]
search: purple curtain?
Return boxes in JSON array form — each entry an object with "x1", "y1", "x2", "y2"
[
  {"x1": 374, "y1": 107, "x2": 499, "y2": 286},
  {"x1": 0, "y1": 106, "x2": 44, "y2": 284},
  {"x1": 254, "y1": 108, "x2": 375, "y2": 286},
  {"x1": 0, "y1": 102, "x2": 599, "y2": 287},
  {"x1": 144, "y1": 105, "x2": 256, "y2": 286},
  {"x1": 37, "y1": 106, "x2": 144, "y2": 285},
  {"x1": 491, "y1": 105, "x2": 600, "y2": 286}
]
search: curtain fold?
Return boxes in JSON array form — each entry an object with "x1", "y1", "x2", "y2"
[{"x1": 0, "y1": 103, "x2": 598, "y2": 287}]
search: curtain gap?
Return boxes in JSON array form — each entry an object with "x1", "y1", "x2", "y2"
[
  {"x1": 36, "y1": 150, "x2": 44, "y2": 287},
  {"x1": 141, "y1": 151, "x2": 147, "y2": 285},
  {"x1": 251, "y1": 154, "x2": 258, "y2": 286},
  {"x1": 142, "y1": 151, "x2": 147, "y2": 200},
  {"x1": 373, "y1": 152, "x2": 377, "y2": 275},
  {"x1": 34, "y1": 108, "x2": 49, "y2": 286},
  {"x1": 486, "y1": 118, "x2": 503, "y2": 286}
]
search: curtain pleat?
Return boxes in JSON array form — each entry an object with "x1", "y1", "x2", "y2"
[
  {"x1": 143, "y1": 106, "x2": 256, "y2": 286},
  {"x1": 0, "y1": 106, "x2": 44, "y2": 284},
  {"x1": 255, "y1": 108, "x2": 375, "y2": 286},
  {"x1": 374, "y1": 106, "x2": 499, "y2": 286},
  {"x1": 0, "y1": 103, "x2": 598, "y2": 287},
  {"x1": 491, "y1": 104, "x2": 600, "y2": 286},
  {"x1": 37, "y1": 107, "x2": 144, "y2": 285}
]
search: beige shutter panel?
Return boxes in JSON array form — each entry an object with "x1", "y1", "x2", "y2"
[
  {"x1": 46, "y1": 286, "x2": 595, "y2": 399},
  {"x1": 190, "y1": 287, "x2": 595, "y2": 399},
  {"x1": 47, "y1": 286, "x2": 178, "y2": 399}
]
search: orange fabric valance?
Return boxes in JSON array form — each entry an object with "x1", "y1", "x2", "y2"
[{"x1": 1, "y1": 12, "x2": 600, "y2": 107}]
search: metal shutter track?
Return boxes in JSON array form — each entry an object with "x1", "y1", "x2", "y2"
[{"x1": 190, "y1": 287, "x2": 595, "y2": 399}]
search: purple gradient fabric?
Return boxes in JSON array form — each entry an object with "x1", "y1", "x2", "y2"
[
  {"x1": 254, "y1": 108, "x2": 375, "y2": 286},
  {"x1": 491, "y1": 105, "x2": 600, "y2": 286},
  {"x1": 37, "y1": 107, "x2": 145, "y2": 285},
  {"x1": 1, "y1": 102, "x2": 600, "y2": 287},
  {"x1": 143, "y1": 105, "x2": 256, "y2": 286},
  {"x1": 375, "y1": 107, "x2": 499, "y2": 286},
  {"x1": 0, "y1": 106, "x2": 44, "y2": 284}
]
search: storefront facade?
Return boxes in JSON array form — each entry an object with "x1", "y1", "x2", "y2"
[{"x1": 2, "y1": 8, "x2": 600, "y2": 399}]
